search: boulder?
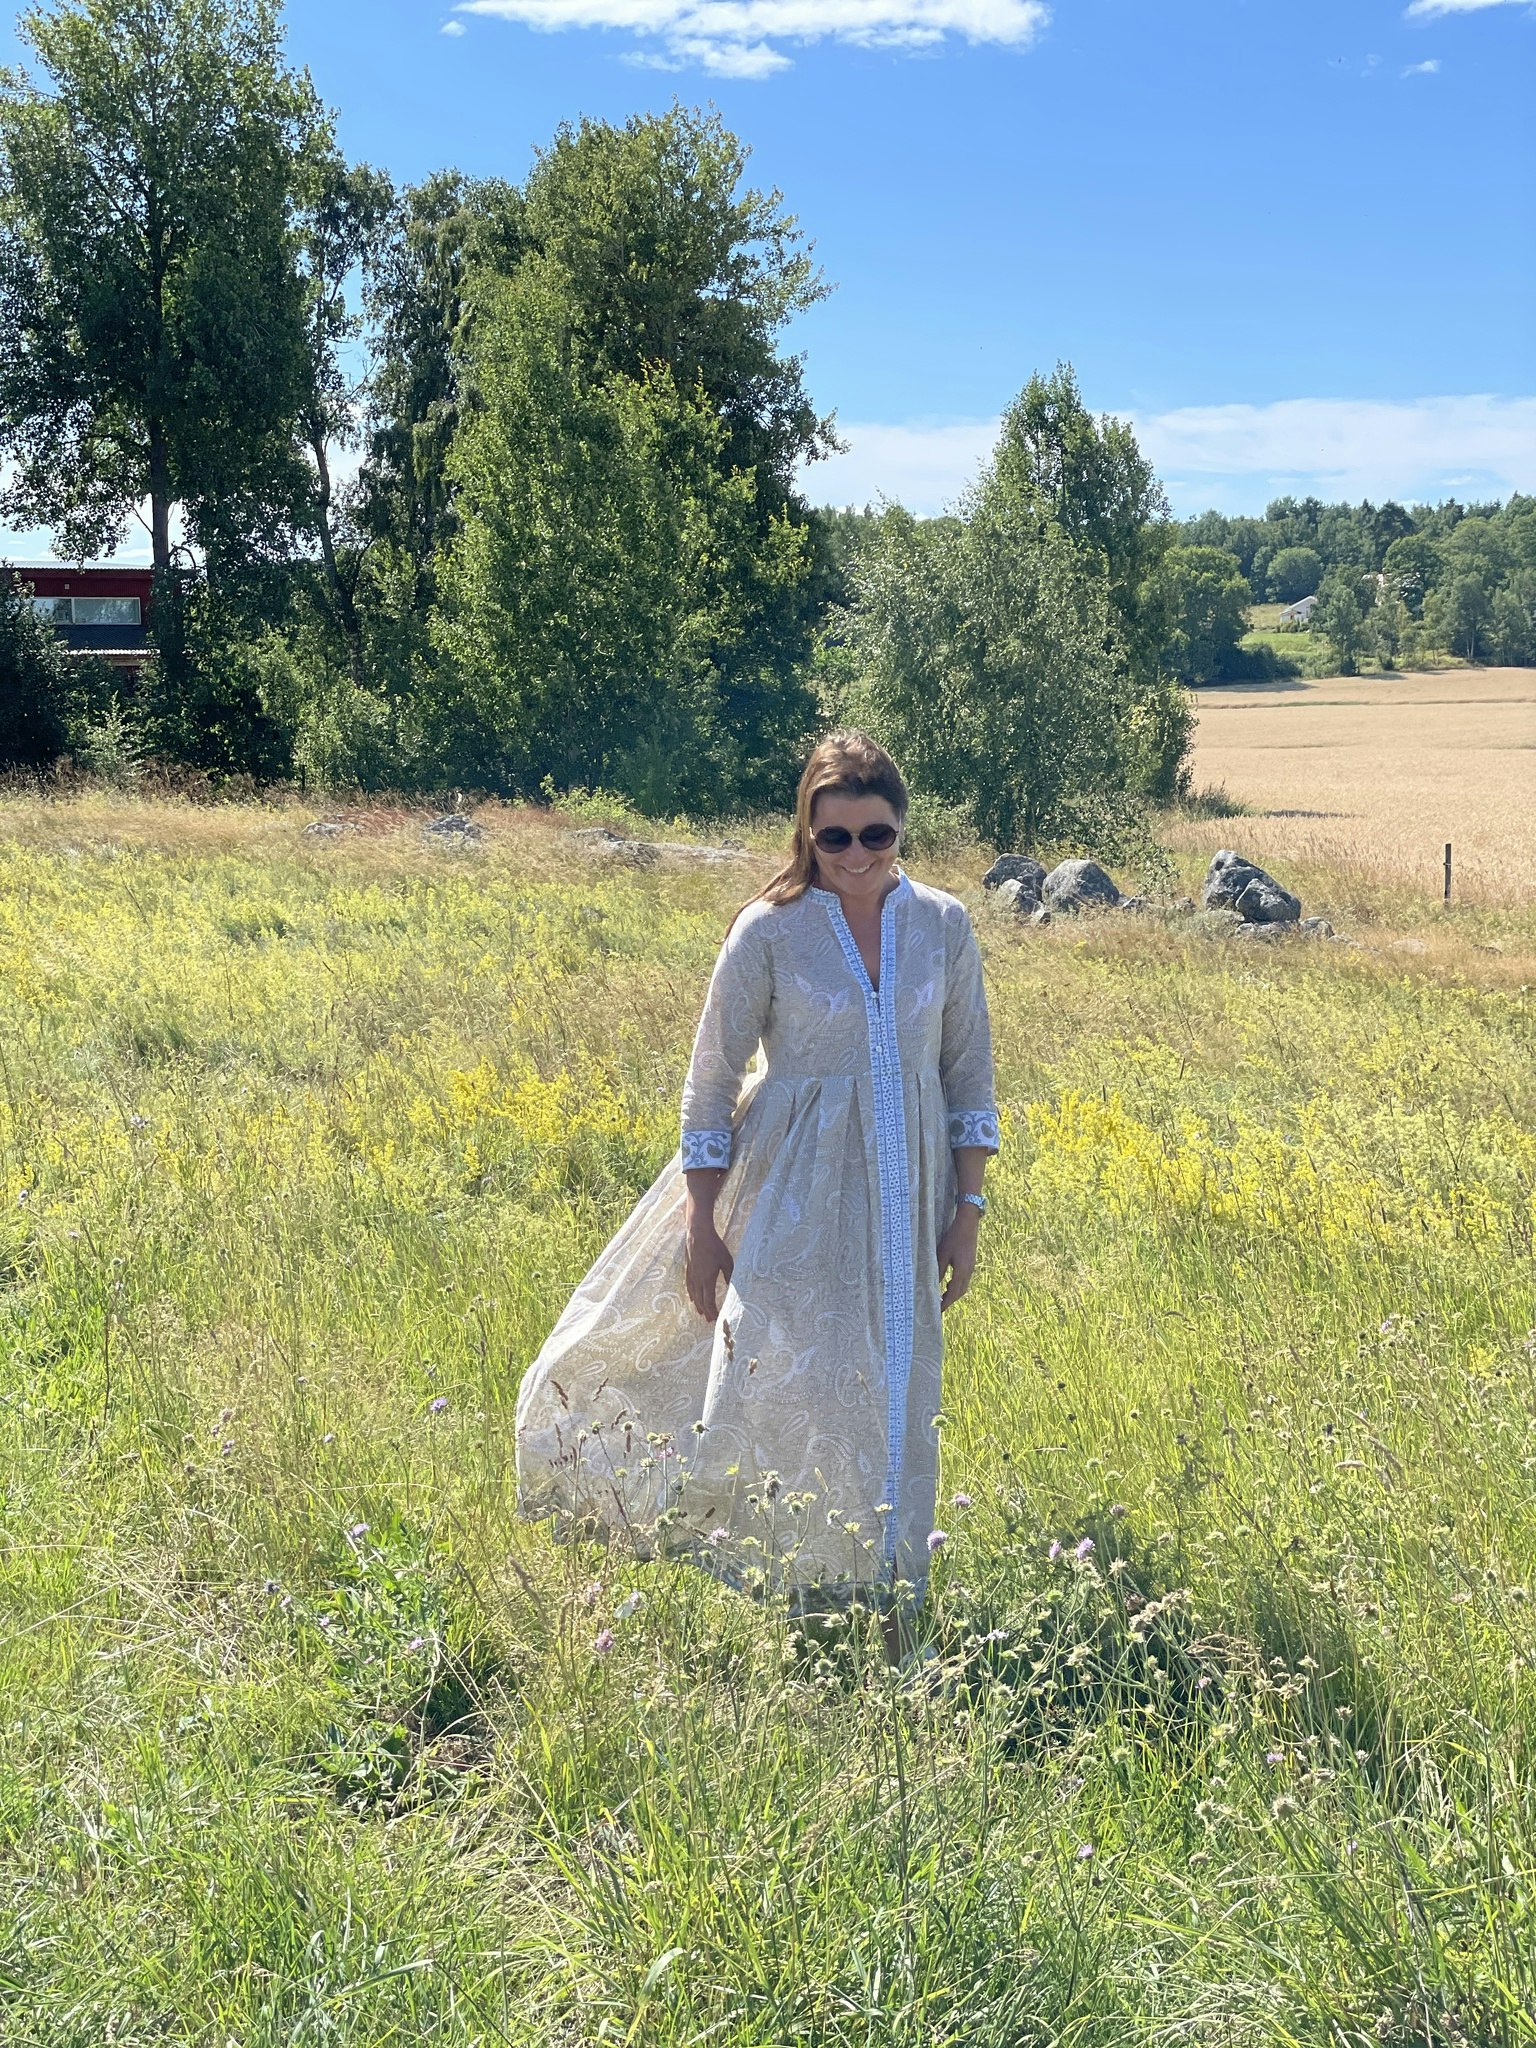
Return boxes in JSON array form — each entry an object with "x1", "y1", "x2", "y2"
[
  {"x1": 424, "y1": 813, "x2": 486, "y2": 845},
  {"x1": 303, "y1": 817, "x2": 357, "y2": 840},
  {"x1": 1234, "y1": 874, "x2": 1301, "y2": 925},
  {"x1": 1298, "y1": 916, "x2": 1335, "y2": 940},
  {"x1": 1042, "y1": 858, "x2": 1125, "y2": 915},
  {"x1": 1202, "y1": 849, "x2": 1300, "y2": 924},
  {"x1": 993, "y1": 877, "x2": 1042, "y2": 918},
  {"x1": 564, "y1": 826, "x2": 744, "y2": 867},
  {"x1": 1233, "y1": 920, "x2": 1285, "y2": 942},
  {"x1": 983, "y1": 854, "x2": 1048, "y2": 895}
]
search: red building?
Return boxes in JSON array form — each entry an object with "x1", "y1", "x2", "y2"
[{"x1": 8, "y1": 563, "x2": 155, "y2": 670}]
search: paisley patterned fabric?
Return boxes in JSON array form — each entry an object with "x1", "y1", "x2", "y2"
[{"x1": 514, "y1": 874, "x2": 998, "y2": 1599}]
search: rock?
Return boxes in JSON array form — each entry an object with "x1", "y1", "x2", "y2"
[
  {"x1": 1118, "y1": 895, "x2": 1151, "y2": 914},
  {"x1": 1390, "y1": 937, "x2": 1427, "y2": 956},
  {"x1": 1234, "y1": 875, "x2": 1301, "y2": 925},
  {"x1": 1298, "y1": 916, "x2": 1336, "y2": 940},
  {"x1": 1030, "y1": 903, "x2": 1053, "y2": 926},
  {"x1": 303, "y1": 818, "x2": 354, "y2": 840},
  {"x1": 994, "y1": 877, "x2": 1042, "y2": 917},
  {"x1": 983, "y1": 854, "x2": 1048, "y2": 895},
  {"x1": 424, "y1": 813, "x2": 486, "y2": 844},
  {"x1": 564, "y1": 826, "x2": 744, "y2": 867},
  {"x1": 1233, "y1": 920, "x2": 1285, "y2": 942},
  {"x1": 1042, "y1": 858, "x2": 1125, "y2": 914}
]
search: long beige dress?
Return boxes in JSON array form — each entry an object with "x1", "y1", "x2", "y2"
[{"x1": 514, "y1": 874, "x2": 999, "y2": 1597}]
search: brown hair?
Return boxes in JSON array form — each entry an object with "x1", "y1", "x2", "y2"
[{"x1": 756, "y1": 730, "x2": 908, "y2": 911}]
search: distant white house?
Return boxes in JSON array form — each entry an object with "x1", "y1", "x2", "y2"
[{"x1": 1277, "y1": 594, "x2": 1318, "y2": 627}]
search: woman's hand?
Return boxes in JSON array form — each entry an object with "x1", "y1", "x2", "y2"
[
  {"x1": 937, "y1": 1206, "x2": 981, "y2": 1313},
  {"x1": 685, "y1": 1211, "x2": 734, "y2": 1322}
]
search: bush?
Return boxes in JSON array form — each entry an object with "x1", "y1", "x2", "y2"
[{"x1": 0, "y1": 572, "x2": 112, "y2": 769}]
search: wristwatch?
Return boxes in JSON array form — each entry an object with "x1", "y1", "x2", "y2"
[{"x1": 960, "y1": 1191, "x2": 988, "y2": 1217}]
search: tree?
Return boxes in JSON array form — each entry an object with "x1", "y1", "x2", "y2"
[
  {"x1": 1383, "y1": 533, "x2": 1441, "y2": 617},
  {"x1": 427, "y1": 264, "x2": 813, "y2": 809},
  {"x1": 424, "y1": 109, "x2": 832, "y2": 811},
  {"x1": 0, "y1": 0, "x2": 319, "y2": 579},
  {"x1": 989, "y1": 365, "x2": 1171, "y2": 684},
  {"x1": 0, "y1": 570, "x2": 99, "y2": 766},
  {"x1": 1266, "y1": 546, "x2": 1322, "y2": 605},
  {"x1": 843, "y1": 470, "x2": 1135, "y2": 851},
  {"x1": 1313, "y1": 566, "x2": 1373, "y2": 675},
  {"x1": 1163, "y1": 546, "x2": 1252, "y2": 684},
  {"x1": 292, "y1": 148, "x2": 395, "y2": 693}
]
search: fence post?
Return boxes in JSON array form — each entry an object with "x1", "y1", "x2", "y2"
[{"x1": 1443, "y1": 842, "x2": 1452, "y2": 904}]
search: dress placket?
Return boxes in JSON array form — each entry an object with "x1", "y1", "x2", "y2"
[{"x1": 813, "y1": 881, "x2": 915, "y2": 1570}]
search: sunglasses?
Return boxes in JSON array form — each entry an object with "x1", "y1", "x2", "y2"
[{"x1": 811, "y1": 822, "x2": 900, "y2": 853}]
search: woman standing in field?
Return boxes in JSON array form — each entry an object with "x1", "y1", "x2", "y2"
[{"x1": 515, "y1": 732, "x2": 999, "y2": 1607}]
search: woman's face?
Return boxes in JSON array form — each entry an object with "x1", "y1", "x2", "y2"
[{"x1": 809, "y1": 791, "x2": 903, "y2": 904}]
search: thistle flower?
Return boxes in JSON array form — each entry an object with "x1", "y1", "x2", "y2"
[
  {"x1": 927, "y1": 1529, "x2": 947, "y2": 1553},
  {"x1": 1047, "y1": 1540, "x2": 1062, "y2": 1561},
  {"x1": 951, "y1": 1492, "x2": 972, "y2": 1509},
  {"x1": 1075, "y1": 1537, "x2": 1094, "y2": 1561},
  {"x1": 1075, "y1": 1842, "x2": 1095, "y2": 1861},
  {"x1": 429, "y1": 1395, "x2": 449, "y2": 1415},
  {"x1": 593, "y1": 1628, "x2": 615, "y2": 1655}
]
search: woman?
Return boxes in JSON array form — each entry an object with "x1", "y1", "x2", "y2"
[{"x1": 515, "y1": 732, "x2": 999, "y2": 1603}]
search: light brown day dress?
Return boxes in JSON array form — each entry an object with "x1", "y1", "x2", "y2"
[{"x1": 514, "y1": 874, "x2": 999, "y2": 1599}]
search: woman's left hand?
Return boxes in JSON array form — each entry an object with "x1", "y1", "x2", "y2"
[{"x1": 937, "y1": 1207, "x2": 981, "y2": 1313}]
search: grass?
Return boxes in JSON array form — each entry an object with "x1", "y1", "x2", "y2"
[{"x1": 2, "y1": 792, "x2": 1536, "y2": 2043}]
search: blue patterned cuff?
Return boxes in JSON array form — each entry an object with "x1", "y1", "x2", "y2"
[
  {"x1": 947, "y1": 1108, "x2": 1000, "y2": 1153},
  {"x1": 681, "y1": 1128, "x2": 733, "y2": 1171}
]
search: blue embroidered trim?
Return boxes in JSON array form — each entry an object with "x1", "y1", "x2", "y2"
[
  {"x1": 812, "y1": 879, "x2": 914, "y2": 1571},
  {"x1": 680, "y1": 1129, "x2": 732, "y2": 1171},
  {"x1": 948, "y1": 1107, "x2": 1000, "y2": 1152}
]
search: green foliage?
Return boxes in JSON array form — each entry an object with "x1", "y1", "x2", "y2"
[
  {"x1": 845, "y1": 498, "x2": 1132, "y2": 850},
  {"x1": 425, "y1": 109, "x2": 826, "y2": 813},
  {"x1": 1266, "y1": 545, "x2": 1322, "y2": 604},
  {"x1": 0, "y1": 0, "x2": 321, "y2": 573},
  {"x1": 0, "y1": 571, "x2": 94, "y2": 767},
  {"x1": 1160, "y1": 544, "x2": 1253, "y2": 685},
  {"x1": 1313, "y1": 566, "x2": 1374, "y2": 676}
]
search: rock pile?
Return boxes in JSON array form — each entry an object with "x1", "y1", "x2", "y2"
[{"x1": 983, "y1": 846, "x2": 1341, "y2": 942}]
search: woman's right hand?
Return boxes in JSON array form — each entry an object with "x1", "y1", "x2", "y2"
[{"x1": 685, "y1": 1214, "x2": 734, "y2": 1322}]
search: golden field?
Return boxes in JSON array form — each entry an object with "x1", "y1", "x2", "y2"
[{"x1": 1175, "y1": 667, "x2": 1536, "y2": 906}]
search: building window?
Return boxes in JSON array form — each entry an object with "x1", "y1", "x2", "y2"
[{"x1": 31, "y1": 595, "x2": 143, "y2": 626}]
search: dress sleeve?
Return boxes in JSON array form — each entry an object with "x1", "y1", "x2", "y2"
[
  {"x1": 940, "y1": 909, "x2": 1000, "y2": 1154},
  {"x1": 679, "y1": 910, "x2": 773, "y2": 1171}
]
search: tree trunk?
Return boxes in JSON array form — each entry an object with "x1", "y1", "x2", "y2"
[
  {"x1": 310, "y1": 424, "x2": 367, "y2": 692},
  {"x1": 148, "y1": 419, "x2": 172, "y2": 578}
]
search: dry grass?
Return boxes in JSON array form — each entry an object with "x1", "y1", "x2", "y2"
[{"x1": 1173, "y1": 666, "x2": 1536, "y2": 906}]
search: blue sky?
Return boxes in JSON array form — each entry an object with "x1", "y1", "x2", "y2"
[{"x1": 3, "y1": 0, "x2": 1534, "y2": 556}]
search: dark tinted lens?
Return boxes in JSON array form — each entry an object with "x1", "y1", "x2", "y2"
[
  {"x1": 813, "y1": 826, "x2": 853, "y2": 851},
  {"x1": 858, "y1": 824, "x2": 899, "y2": 850}
]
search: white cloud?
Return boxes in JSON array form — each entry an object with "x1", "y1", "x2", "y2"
[
  {"x1": 1401, "y1": 56, "x2": 1441, "y2": 72},
  {"x1": 804, "y1": 395, "x2": 1536, "y2": 517},
  {"x1": 457, "y1": 0, "x2": 1048, "y2": 74},
  {"x1": 1405, "y1": 0, "x2": 1526, "y2": 15},
  {"x1": 441, "y1": 17, "x2": 467, "y2": 31}
]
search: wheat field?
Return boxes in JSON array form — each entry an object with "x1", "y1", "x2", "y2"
[{"x1": 1173, "y1": 667, "x2": 1536, "y2": 906}]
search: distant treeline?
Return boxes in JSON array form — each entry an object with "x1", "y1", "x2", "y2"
[
  {"x1": 1, "y1": 2, "x2": 1530, "y2": 845},
  {"x1": 1185, "y1": 495, "x2": 1536, "y2": 673}
]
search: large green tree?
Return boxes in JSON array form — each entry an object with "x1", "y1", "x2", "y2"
[
  {"x1": 843, "y1": 468, "x2": 1136, "y2": 850},
  {"x1": 0, "y1": 0, "x2": 320, "y2": 577},
  {"x1": 1162, "y1": 545, "x2": 1252, "y2": 685},
  {"x1": 425, "y1": 108, "x2": 833, "y2": 811}
]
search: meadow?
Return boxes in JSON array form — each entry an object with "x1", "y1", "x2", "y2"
[{"x1": 2, "y1": 792, "x2": 1535, "y2": 2045}]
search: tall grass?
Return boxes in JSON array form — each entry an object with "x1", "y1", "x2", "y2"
[{"x1": 1, "y1": 796, "x2": 1534, "y2": 2044}]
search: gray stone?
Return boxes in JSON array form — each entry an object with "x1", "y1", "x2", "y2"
[
  {"x1": 1234, "y1": 874, "x2": 1301, "y2": 925},
  {"x1": 983, "y1": 854, "x2": 1048, "y2": 894},
  {"x1": 564, "y1": 826, "x2": 744, "y2": 867},
  {"x1": 1042, "y1": 858, "x2": 1125, "y2": 914},
  {"x1": 424, "y1": 813, "x2": 486, "y2": 844},
  {"x1": 303, "y1": 818, "x2": 352, "y2": 840},
  {"x1": 1030, "y1": 902, "x2": 1053, "y2": 926},
  {"x1": 1298, "y1": 916, "x2": 1336, "y2": 940},
  {"x1": 1233, "y1": 920, "x2": 1285, "y2": 942},
  {"x1": 993, "y1": 877, "x2": 1042, "y2": 917},
  {"x1": 1118, "y1": 895, "x2": 1152, "y2": 914},
  {"x1": 1202, "y1": 848, "x2": 1300, "y2": 923}
]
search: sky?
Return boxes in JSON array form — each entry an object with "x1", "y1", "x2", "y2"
[{"x1": 2, "y1": 0, "x2": 1533, "y2": 560}]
